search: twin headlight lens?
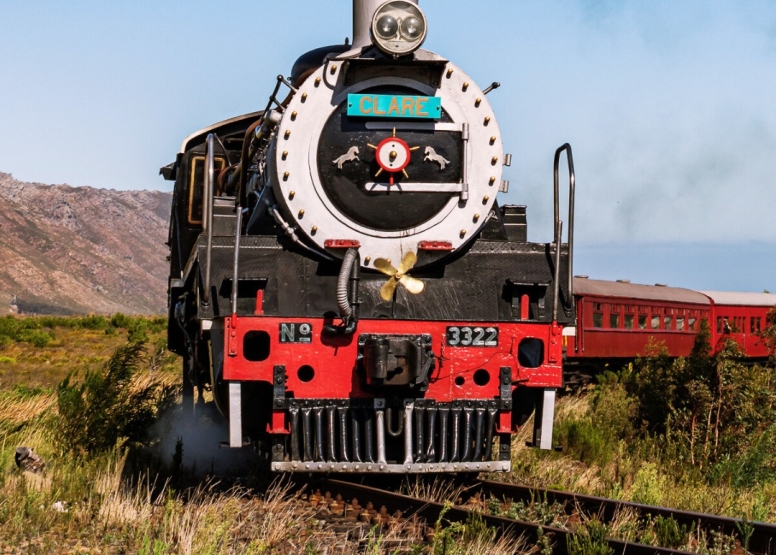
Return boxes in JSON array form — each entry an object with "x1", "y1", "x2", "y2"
[{"x1": 371, "y1": 1, "x2": 427, "y2": 56}]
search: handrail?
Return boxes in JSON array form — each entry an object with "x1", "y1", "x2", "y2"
[
  {"x1": 201, "y1": 134, "x2": 215, "y2": 307},
  {"x1": 552, "y1": 220, "x2": 563, "y2": 322},
  {"x1": 231, "y1": 206, "x2": 244, "y2": 317},
  {"x1": 553, "y1": 143, "x2": 576, "y2": 304}
]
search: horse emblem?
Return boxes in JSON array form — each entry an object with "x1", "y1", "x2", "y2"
[
  {"x1": 332, "y1": 146, "x2": 360, "y2": 169},
  {"x1": 423, "y1": 147, "x2": 450, "y2": 170}
]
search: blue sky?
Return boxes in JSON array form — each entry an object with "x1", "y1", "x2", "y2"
[{"x1": 1, "y1": 1, "x2": 774, "y2": 291}]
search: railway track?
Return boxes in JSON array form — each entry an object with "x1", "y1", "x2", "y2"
[
  {"x1": 298, "y1": 476, "x2": 776, "y2": 555},
  {"x1": 475, "y1": 480, "x2": 776, "y2": 555}
]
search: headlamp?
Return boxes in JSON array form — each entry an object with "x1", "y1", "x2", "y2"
[{"x1": 371, "y1": 1, "x2": 427, "y2": 57}]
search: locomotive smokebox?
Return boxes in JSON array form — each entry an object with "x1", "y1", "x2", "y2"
[{"x1": 353, "y1": 0, "x2": 419, "y2": 47}]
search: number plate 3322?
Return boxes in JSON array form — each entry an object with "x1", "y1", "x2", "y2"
[{"x1": 446, "y1": 326, "x2": 499, "y2": 347}]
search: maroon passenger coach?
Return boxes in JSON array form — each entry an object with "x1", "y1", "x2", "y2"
[{"x1": 564, "y1": 278, "x2": 776, "y2": 381}]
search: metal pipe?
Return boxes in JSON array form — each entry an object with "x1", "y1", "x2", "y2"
[
  {"x1": 472, "y1": 408, "x2": 486, "y2": 461},
  {"x1": 230, "y1": 207, "x2": 243, "y2": 316},
  {"x1": 450, "y1": 407, "x2": 461, "y2": 462},
  {"x1": 552, "y1": 221, "x2": 563, "y2": 322},
  {"x1": 403, "y1": 402, "x2": 414, "y2": 465},
  {"x1": 375, "y1": 406, "x2": 387, "y2": 464},
  {"x1": 290, "y1": 405, "x2": 301, "y2": 462},
  {"x1": 202, "y1": 134, "x2": 215, "y2": 307},
  {"x1": 338, "y1": 406, "x2": 351, "y2": 463},
  {"x1": 326, "y1": 406, "x2": 337, "y2": 462},
  {"x1": 351, "y1": 408, "x2": 362, "y2": 463},
  {"x1": 414, "y1": 406, "x2": 425, "y2": 463},
  {"x1": 313, "y1": 407, "x2": 325, "y2": 462},
  {"x1": 425, "y1": 407, "x2": 437, "y2": 462},
  {"x1": 268, "y1": 205, "x2": 334, "y2": 261},
  {"x1": 438, "y1": 407, "x2": 449, "y2": 462},
  {"x1": 554, "y1": 143, "x2": 576, "y2": 300},
  {"x1": 385, "y1": 406, "x2": 404, "y2": 437},
  {"x1": 485, "y1": 406, "x2": 497, "y2": 461},
  {"x1": 461, "y1": 407, "x2": 473, "y2": 462},
  {"x1": 461, "y1": 123, "x2": 470, "y2": 201},
  {"x1": 364, "y1": 408, "x2": 376, "y2": 463},
  {"x1": 302, "y1": 407, "x2": 313, "y2": 462}
]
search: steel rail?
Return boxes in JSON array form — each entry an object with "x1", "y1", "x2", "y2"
[
  {"x1": 477, "y1": 480, "x2": 776, "y2": 555},
  {"x1": 313, "y1": 478, "x2": 696, "y2": 555}
]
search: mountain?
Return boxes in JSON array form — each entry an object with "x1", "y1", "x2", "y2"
[{"x1": 0, "y1": 172, "x2": 171, "y2": 315}]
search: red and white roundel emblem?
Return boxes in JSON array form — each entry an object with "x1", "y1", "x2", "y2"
[{"x1": 375, "y1": 136, "x2": 412, "y2": 174}]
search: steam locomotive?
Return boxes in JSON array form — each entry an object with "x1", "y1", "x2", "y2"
[{"x1": 161, "y1": 0, "x2": 576, "y2": 473}]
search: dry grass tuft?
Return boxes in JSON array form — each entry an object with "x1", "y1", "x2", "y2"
[{"x1": 401, "y1": 475, "x2": 469, "y2": 505}]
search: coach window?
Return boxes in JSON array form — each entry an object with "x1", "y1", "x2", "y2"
[
  {"x1": 638, "y1": 314, "x2": 647, "y2": 329},
  {"x1": 624, "y1": 314, "x2": 634, "y2": 329},
  {"x1": 593, "y1": 312, "x2": 603, "y2": 328},
  {"x1": 677, "y1": 317, "x2": 685, "y2": 331},
  {"x1": 610, "y1": 313, "x2": 620, "y2": 328},
  {"x1": 716, "y1": 317, "x2": 722, "y2": 334},
  {"x1": 751, "y1": 317, "x2": 761, "y2": 333},
  {"x1": 664, "y1": 316, "x2": 673, "y2": 330},
  {"x1": 651, "y1": 315, "x2": 660, "y2": 329},
  {"x1": 689, "y1": 317, "x2": 697, "y2": 331}
]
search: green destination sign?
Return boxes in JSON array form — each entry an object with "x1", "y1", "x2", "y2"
[{"x1": 347, "y1": 94, "x2": 442, "y2": 119}]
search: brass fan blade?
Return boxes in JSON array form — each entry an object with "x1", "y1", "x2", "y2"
[
  {"x1": 380, "y1": 277, "x2": 399, "y2": 301},
  {"x1": 373, "y1": 258, "x2": 397, "y2": 276},
  {"x1": 399, "y1": 275, "x2": 425, "y2": 295},
  {"x1": 397, "y1": 251, "x2": 417, "y2": 275}
]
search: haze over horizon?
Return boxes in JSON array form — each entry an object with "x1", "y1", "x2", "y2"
[{"x1": 1, "y1": 1, "x2": 774, "y2": 292}]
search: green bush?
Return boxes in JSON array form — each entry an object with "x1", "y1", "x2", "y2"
[
  {"x1": 110, "y1": 313, "x2": 132, "y2": 329},
  {"x1": 77, "y1": 314, "x2": 108, "y2": 330},
  {"x1": 16, "y1": 329, "x2": 53, "y2": 348},
  {"x1": 567, "y1": 520, "x2": 613, "y2": 555},
  {"x1": 55, "y1": 342, "x2": 176, "y2": 456}
]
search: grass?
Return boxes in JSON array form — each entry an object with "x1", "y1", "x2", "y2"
[
  {"x1": 0, "y1": 317, "x2": 532, "y2": 554},
  {"x1": 8, "y1": 313, "x2": 772, "y2": 553},
  {"x1": 495, "y1": 340, "x2": 776, "y2": 548}
]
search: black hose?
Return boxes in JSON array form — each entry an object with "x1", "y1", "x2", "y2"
[
  {"x1": 337, "y1": 248, "x2": 358, "y2": 320},
  {"x1": 325, "y1": 248, "x2": 360, "y2": 335}
]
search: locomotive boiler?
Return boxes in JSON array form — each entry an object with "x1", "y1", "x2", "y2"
[{"x1": 161, "y1": 0, "x2": 576, "y2": 473}]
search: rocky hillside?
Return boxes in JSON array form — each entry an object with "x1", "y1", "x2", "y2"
[{"x1": 0, "y1": 172, "x2": 171, "y2": 315}]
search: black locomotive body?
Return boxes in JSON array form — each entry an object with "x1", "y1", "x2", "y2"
[{"x1": 162, "y1": 0, "x2": 576, "y2": 473}]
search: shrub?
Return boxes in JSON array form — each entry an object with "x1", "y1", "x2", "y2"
[
  {"x1": 110, "y1": 313, "x2": 132, "y2": 329},
  {"x1": 16, "y1": 329, "x2": 53, "y2": 348},
  {"x1": 55, "y1": 342, "x2": 177, "y2": 456},
  {"x1": 127, "y1": 319, "x2": 149, "y2": 343},
  {"x1": 77, "y1": 314, "x2": 108, "y2": 330},
  {"x1": 567, "y1": 520, "x2": 613, "y2": 555}
]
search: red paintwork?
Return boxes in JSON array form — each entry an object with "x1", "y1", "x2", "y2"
[
  {"x1": 707, "y1": 303, "x2": 772, "y2": 358},
  {"x1": 568, "y1": 294, "x2": 709, "y2": 359},
  {"x1": 567, "y1": 280, "x2": 774, "y2": 361},
  {"x1": 223, "y1": 316, "x2": 563, "y2": 401},
  {"x1": 418, "y1": 241, "x2": 454, "y2": 251},
  {"x1": 324, "y1": 239, "x2": 361, "y2": 249}
]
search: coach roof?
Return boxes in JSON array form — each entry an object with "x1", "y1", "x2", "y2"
[
  {"x1": 573, "y1": 278, "x2": 710, "y2": 305},
  {"x1": 700, "y1": 291, "x2": 776, "y2": 307}
]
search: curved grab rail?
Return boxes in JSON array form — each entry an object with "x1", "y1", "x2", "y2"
[{"x1": 553, "y1": 143, "x2": 576, "y2": 310}]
